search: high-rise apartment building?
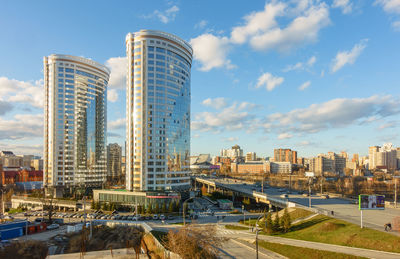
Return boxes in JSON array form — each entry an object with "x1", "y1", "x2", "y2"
[
  {"x1": 221, "y1": 145, "x2": 244, "y2": 159},
  {"x1": 43, "y1": 54, "x2": 109, "y2": 189},
  {"x1": 126, "y1": 30, "x2": 192, "y2": 191},
  {"x1": 245, "y1": 152, "x2": 257, "y2": 162},
  {"x1": 368, "y1": 143, "x2": 397, "y2": 171},
  {"x1": 274, "y1": 148, "x2": 297, "y2": 164},
  {"x1": 107, "y1": 143, "x2": 122, "y2": 183}
]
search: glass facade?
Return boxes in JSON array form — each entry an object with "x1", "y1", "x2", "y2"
[
  {"x1": 126, "y1": 30, "x2": 193, "y2": 191},
  {"x1": 44, "y1": 55, "x2": 110, "y2": 188}
]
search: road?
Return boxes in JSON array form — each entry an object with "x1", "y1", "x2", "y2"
[{"x1": 206, "y1": 178, "x2": 400, "y2": 234}]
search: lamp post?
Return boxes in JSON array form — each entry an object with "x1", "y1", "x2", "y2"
[
  {"x1": 394, "y1": 176, "x2": 400, "y2": 208},
  {"x1": 255, "y1": 214, "x2": 263, "y2": 259}
]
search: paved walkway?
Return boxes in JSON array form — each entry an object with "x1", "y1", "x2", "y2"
[
  {"x1": 217, "y1": 226, "x2": 400, "y2": 259},
  {"x1": 219, "y1": 239, "x2": 286, "y2": 259}
]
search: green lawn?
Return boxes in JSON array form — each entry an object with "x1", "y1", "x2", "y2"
[
  {"x1": 289, "y1": 208, "x2": 314, "y2": 221},
  {"x1": 224, "y1": 224, "x2": 249, "y2": 231},
  {"x1": 274, "y1": 215, "x2": 400, "y2": 253},
  {"x1": 258, "y1": 241, "x2": 368, "y2": 259},
  {"x1": 239, "y1": 208, "x2": 313, "y2": 226}
]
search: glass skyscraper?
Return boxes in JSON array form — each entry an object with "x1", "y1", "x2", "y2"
[
  {"x1": 126, "y1": 30, "x2": 192, "y2": 191},
  {"x1": 43, "y1": 54, "x2": 110, "y2": 189}
]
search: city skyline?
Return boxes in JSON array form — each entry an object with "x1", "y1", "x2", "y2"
[{"x1": 1, "y1": 1, "x2": 400, "y2": 158}]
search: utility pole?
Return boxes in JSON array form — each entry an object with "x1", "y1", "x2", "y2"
[
  {"x1": 394, "y1": 176, "x2": 400, "y2": 208},
  {"x1": 83, "y1": 196, "x2": 86, "y2": 227},
  {"x1": 261, "y1": 171, "x2": 264, "y2": 193},
  {"x1": 1, "y1": 189, "x2": 4, "y2": 216}
]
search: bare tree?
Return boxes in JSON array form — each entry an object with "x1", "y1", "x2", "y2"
[{"x1": 164, "y1": 224, "x2": 227, "y2": 259}]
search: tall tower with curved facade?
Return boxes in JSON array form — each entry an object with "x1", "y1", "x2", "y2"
[
  {"x1": 126, "y1": 30, "x2": 192, "y2": 191},
  {"x1": 43, "y1": 54, "x2": 110, "y2": 189}
]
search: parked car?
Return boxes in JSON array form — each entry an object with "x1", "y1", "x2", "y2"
[
  {"x1": 321, "y1": 194, "x2": 330, "y2": 199},
  {"x1": 152, "y1": 214, "x2": 159, "y2": 220},
  {"x1": 160, "y1": 214, "x2": 166, "y2": 220},
  {"x1": 280, "y1": 194, "x2": 289, "y2": 198},
  {"x1": 47, "y1": 223, "x2": 60, "y2": 230}
]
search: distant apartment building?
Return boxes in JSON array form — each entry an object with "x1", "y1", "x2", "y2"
[
  {"x1": 297, "y1": 157, "x2": 305, "y2": 166},
  {"x1": 221, "y1": 145, "x2": 243, "y2": 160},
  {"x1": 231, "y1": 161, "x2": 267, "y2": 174},
  {"x1": 31, "y1": 159, "x2": 43, "y2": 171},
  {"x1": 310, "y1": 152, "x2": 346, "y2": 175},
  {"x1": 107, "y1": 143, "x2": 122, "y2": 183},
  {"x1": 245, "y1": 152, "x2": 257, "y2": 162},
  {"x1": 368, "y1": 143, "x2": 397, "y2": 171},
  {"x1": 269, "y1": 162, "x2": 292, "y2": 174},
  {"x1": 274, "y1": 148, "x2": 297, "y2": 164},
  {"x1": 0, "y1": 151, "x2": 23, "y2": 167}
]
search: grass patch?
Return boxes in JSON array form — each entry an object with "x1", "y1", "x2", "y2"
[
  {"x1": 274, "y1": 215, "x2": 400, "y2": 253},
  {"x1": 258, "y1": 240, "x2": 368, "y2": 259},
  {"x1": 225, "y1": 224, "x2": 249, "y2": 231},
  {"x1": 289, "y1": 208, "x2": 314, "y2": 221}
]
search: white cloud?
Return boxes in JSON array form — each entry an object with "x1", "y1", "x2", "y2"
[
  {"x1": 108, "y1": 89, "x2": 118, "y2": 102},
  {"x1": 392, "y1": 20, "x2": 400, "y2": 30},
  {"x1": 256, "y1": 72, "x2": 284, "y2": 91},
  {"x1": 375, "y1": 0, "x2": 400, "y2": 14},
  {"x1": 0, "y1": 100, "x2": 13, "y2": 115},
  {"x1": 0, "y1": 114, "x2": 43, "y2": 140},
  {"x1": 190, "y1": 1, "x2": 329, "y2": 71},
  {"x1": 105, "y1": 57, "x2": 126, "y2": 90},
  {"x1": 230, "y1": 1, "x2": 286, "y2": 44},
  {"x1": 190, "y1": 34, "x2": 234, "y2": 71},
  {"x1": 278, "y1": 133, "x2": 293, "y2": 140},
  {"x1": 108, "y1": 118, "x2": 125, "y2": 130},
  {"x1": 202, "y1": 97, "x2": 228, "y2": 109},
  {"x1": 267, "y1": 95, "x2": 400, "y2": 134},
  {"x1": 192, "y1": 100, "x2": 258, "y2": 132},
  {"x1": 283, "y1": 55, "x2": 316, "y2": 72},
  {"x1": 299, "y1": 81, "x2": 311, "y2": 91},
  {"x1": 0, "y1": 143, "x2": 43, "y2": 156},
  {"x1": 223, "y1": 137, "x2": 239, "y2": 142},
  {"x1": 195, "y1": 20, "x2": 208, "y2": 29},
  {"x1": 331, "y1": 39, "x2": 368, "y2": 73},
  {"x1": 332, "y1": 0, "x2": 353, "y2": 14},
  {"x1": 249, "y1": 3, "x2": 330, "y2": 52},
  {"x1": 143, "y1": 5, "x2": 180, "y2": 24},
  {"x1": 0, "y1": 77, "x2": 43, "y2": 108},
  {"x1": 379, "y1": 121, "x2": 397, "y2": 129}
]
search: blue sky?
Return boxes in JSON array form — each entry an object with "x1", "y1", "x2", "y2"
[{"x1": 0, "y1": 0, "x2": 399, "y2": 158}]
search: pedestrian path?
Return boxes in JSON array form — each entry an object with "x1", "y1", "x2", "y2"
[{"x1": 217, "y1": 226, "x2": 400, "y2": 259}]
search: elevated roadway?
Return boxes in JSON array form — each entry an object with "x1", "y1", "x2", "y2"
[{"x1": 194, "y1": 177, "x2": 400, "y2": 235}]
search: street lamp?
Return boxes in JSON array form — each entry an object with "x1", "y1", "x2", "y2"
[{"x1": 255, "y1": 214, "x2": 263, "y2": 259}]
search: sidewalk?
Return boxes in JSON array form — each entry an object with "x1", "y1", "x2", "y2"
[{"x1": 217, "y1": 226, "x2": 400, "y2": 259}]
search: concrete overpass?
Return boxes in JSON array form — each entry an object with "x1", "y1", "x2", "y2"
[{"x1": 194, "y1": 177, "x2": 295, "y2": 208}]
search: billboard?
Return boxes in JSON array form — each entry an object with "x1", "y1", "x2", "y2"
[{"x1": 359, "y1": 194, "x2": 385, "y2": 210}]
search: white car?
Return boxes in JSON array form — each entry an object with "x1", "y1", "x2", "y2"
[{"x1": 47, "y1": 223, "x2": 60, "y2": 230}]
